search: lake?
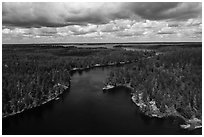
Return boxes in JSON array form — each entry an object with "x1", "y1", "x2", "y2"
[{"x1": 2, "y1": 66, "x2": 202, "y2": 135}]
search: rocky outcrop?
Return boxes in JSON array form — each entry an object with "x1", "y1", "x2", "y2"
[
  {"x1": 103, "y1": 84, "x2": 202, "y2": 130},
  {"x1": 131, "y1": 91, "x2": 202, "y2": 130}
]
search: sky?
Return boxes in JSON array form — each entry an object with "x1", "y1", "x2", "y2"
[{"x1": 2, "y1": 2, "x2": 202, "y2": 44}]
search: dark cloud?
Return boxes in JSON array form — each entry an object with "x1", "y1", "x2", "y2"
[
  {"x1": 116, "y1": 32, "x2": 134, "y2": 37},
  {"x1": 186, "y1": 22, "x2": 202, "y2": 27},
  {"x1": 125, "y1": 3, "x2": 179, "y2": 20},
  {"x1": 194, "y1": 31, "x2": 202, "y2": 35},
  {"x1": 2, "y1": 3, "x2": 128, "y2": 28},
  {"x1": 2, "y1": 2, "x2": 201, "y2": 29},
  {"x1": 115, "y1": 30, "x2": 143, "y2": 37},
  {"x1": 124, "y1": 2, "x2": 201, "y2": 21},
  {"x1": 168, "y1": 23, "x2": 180, "y2": 27},
  {"x1": 3, "y1": 3, "x2": 66, "y2": 28},
  {"x1": 157, "y1": 31, "x2": 176, "y2": 35}
]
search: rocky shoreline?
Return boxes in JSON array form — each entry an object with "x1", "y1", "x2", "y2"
[
  {"x1": 70, "y1": 60, "x2": 134, "y2": 73},
  {"x1": 103, "y1": 84, "x2": 202, "y2": 131}
]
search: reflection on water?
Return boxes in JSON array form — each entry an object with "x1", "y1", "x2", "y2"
[{"x1": 2, "y1": 67, "x2": 202, "y2": 135}]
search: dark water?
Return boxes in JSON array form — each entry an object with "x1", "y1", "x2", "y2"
[{"x1": 2, "y1": 67, "x2": 202, "y2": 135}]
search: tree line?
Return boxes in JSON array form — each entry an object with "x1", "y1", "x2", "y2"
[
  {"x1": 2, "y1": 45, "x2": 150, "y2": 117},
  {"x1": 105, "y1": 47, "x2": 202, "y2": 120}
]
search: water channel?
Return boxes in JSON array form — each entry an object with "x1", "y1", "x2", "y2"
[{"x1": 2, "y1": 66, "x2": 201, "y2": 135}]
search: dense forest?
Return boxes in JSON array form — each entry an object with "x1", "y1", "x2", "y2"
[
  {"x1": 114, "y1": 42, "x2": 202, "y2": 50},
  {"x1": 2, "y1": 44, "x2": 150, "y2": 118},
  {"x1": 2, "y1": 43, "x2": 202, "y2": 130},
  {"x1": 104, "y1": 46, "x2": 202, "y2": 129}
]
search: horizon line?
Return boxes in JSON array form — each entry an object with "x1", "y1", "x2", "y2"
[{"x1": 2, "y1": 41, "x2": 202, "y2": 45}]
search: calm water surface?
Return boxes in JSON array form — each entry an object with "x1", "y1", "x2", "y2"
[{"x1": 2, "y1": 66, "x2": 201, "y2": 135}]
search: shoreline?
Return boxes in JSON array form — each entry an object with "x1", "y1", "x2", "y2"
[
  {"x1": 3, "y1": 60, "x2": 136, "y2": 119},
  {"x1": 103, "y1": 84, "x2": 202, "y2": 131},
  {"x1": 3, "y1": 83, "x2": 69, "y2": 119},
  {"x1": 69, "y1": 60, "x2": 135, "y2": 73}
]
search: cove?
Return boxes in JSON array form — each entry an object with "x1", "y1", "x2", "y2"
[{"x1": 2, "y1": 66, "x2": 201, "y2": 135}]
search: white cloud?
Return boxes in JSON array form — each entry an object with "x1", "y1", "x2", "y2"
[{"x1": 2, "y1": 2, "x2": 202, "y2": 43}]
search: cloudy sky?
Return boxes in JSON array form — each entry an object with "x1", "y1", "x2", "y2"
[{"x1": 2, "y1": 2, "x2": 202, "y2": 43}]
